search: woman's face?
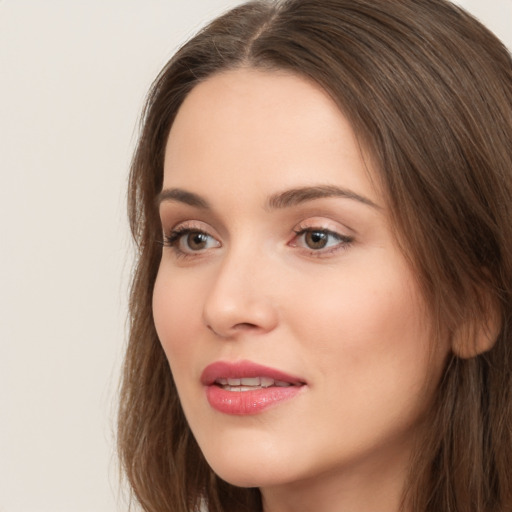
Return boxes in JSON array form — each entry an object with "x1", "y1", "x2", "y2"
[{"x1": 153, "y1": 69, "x2": 448, "y2": 503}]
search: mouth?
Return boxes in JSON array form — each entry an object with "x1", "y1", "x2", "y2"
[
  {"x1": 214, "y1": 376, "x2": 297, "y2": 391},
  {"x1": 201, "y1": 360, "x2": 306, "y2": 415}
]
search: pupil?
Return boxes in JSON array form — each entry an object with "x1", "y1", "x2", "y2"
[
  {"x1": 188, "y1": 232, "x2": 207, "y2": 250},
  {"x1": 306, "y1": 231, "x2": 327, "y2": 249}
]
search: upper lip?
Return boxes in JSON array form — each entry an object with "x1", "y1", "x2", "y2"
[{"x1": 201, "y1": 360, "x2": 305, "y2": 386}]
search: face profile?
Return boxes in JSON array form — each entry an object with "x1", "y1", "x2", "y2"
[
  {"x1": 118, "y1": 1, "x2": 512, "y2": 511},
  {"x1": 153, "y1": 68, "x2": 448, "y2": 509}
]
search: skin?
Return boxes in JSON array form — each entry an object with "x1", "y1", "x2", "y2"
[{"x1": 153, "y1": 68, "x2": 449, "y2": 512}]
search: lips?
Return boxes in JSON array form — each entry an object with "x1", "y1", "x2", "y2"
[
  {"x1": 201, "y1": 360, "x2": 306, "y2": 415},
  {"x1": 215, "y1": 376, "x2": 294, "y2": 391}
]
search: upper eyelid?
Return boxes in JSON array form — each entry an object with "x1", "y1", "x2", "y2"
[
  {"x1": 165, "y1": 219, "x2": 217, "y2": 234},
  {"x1": 291, "y1": 227, "x2": 353, "y2": 244},
  {"x1": 294, "y1": 226, "x2": 346, "y2": 237},
  {"x1": 292, "y1": 218, "x2": 355, "y2": 236},
  {"x1": 158, "y1": 204, "x2": 224, "y2": 234},
  {"x1": 163, "y1": 217, "x2": 354, "y2": 240}
]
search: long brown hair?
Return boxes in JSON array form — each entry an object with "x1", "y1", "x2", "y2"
[{"x1": 118, "y1": 1, "x2": 512, "y2": 510}]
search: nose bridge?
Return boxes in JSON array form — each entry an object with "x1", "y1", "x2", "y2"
[{"x1": 202, "y1": 239, "x2": 278, "y2": 337}]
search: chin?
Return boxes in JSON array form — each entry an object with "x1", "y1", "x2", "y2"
[
  {"x1": 212, "y1": 467, "x2": 291, "y2": 489},
  {"x1": 213, "y1": 468, "x2": 264, "y2": 489},
  {"x1": 202, "y1": 448, "x2": 298, "y2": 489}
]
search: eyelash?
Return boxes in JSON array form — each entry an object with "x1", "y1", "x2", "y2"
[
  {"x1": 162, "y1": 225, "x2": 219, "y2": 259},
  {"x1": 161, "y1": 224, "x2": 354, "y2": 259},
  {"x1": 291, "y1": 226, "x2": 354, "y2": 257}
]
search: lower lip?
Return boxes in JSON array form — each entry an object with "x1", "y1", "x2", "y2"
[{"x1": 205, "y1": 385, "x2": 302, "y2": 415}]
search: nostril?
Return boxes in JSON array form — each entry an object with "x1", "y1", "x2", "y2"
[
  {"x1": 234, "y1": 322, "x2": 259, "y2": 330},
  {"x1": 207, "y1": 322, "x2": 259, "y2": 337}
]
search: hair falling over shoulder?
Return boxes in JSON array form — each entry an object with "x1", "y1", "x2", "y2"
[{"x1": 118, "y1": 1, "x2": 512, "y2": 510}]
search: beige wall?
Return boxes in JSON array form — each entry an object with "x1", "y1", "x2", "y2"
[{"x1": 0, "y1": 1, "x2": 510, "y2": 511}]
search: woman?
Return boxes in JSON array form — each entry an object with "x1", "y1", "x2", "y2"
[{"x1": 118, "y1": 0, "x2": 512, "y2": 511}]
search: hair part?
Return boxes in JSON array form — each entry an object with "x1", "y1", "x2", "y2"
[{"x1": 119, "y1": 1, "x2": 512, "y2": 510}]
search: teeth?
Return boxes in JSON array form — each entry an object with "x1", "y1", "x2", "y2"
[
  {"x1": 214, "y1": 376, "x2": 293, "y2": 390},
  {"x1": 224, "y1": 386, "x2": 256, "y2": 392},
  {"x1": 260, "y1": 377, "x2": 274, "y2": 388},
  {"x1": 240, "y1": 377, "x2": 260, "y2": 386}
]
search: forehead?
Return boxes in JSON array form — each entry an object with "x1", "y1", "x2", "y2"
[{"x1": 163, "y1": 68, "x2": 380, "y2": 205}]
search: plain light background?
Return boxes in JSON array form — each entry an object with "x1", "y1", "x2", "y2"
[{"x1": 0, "y1": 1, "x2": 510, "y2": 511}]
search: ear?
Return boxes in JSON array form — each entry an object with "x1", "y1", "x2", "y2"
[{"x1": 451, "y1": 291, "x2": 501, "y2": 359}]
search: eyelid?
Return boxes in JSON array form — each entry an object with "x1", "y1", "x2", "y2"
[
  {"x1": 163, "y1": 219, "x2": 218, "y2": 238},
  {"x1": 288, "y1": 218, "x2": 354, "y2": 256},
  {"x1": 291, "y1": 217, "x2": 354, "y2": 237},
  {"x1": 161, "y1": 220, "x2": 222, "y2": 257}
]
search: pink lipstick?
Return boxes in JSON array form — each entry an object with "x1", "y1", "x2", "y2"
[{"x1": 201, "y1": 360, "x2": 305, "y2": 415}]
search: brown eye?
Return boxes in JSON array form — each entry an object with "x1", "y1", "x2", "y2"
[
  {"x1": 304, "y1": 230, "x2": 329, "y2": 249},
  {"x1": 186, "y1": 231, "x2": 209, "y2": 251},
  {"x1": 291, "y1": 227, "x2": 353, "y2": 254},
  {"x1": 165, "y1": 227, "x2": 220, "y2": 255}
]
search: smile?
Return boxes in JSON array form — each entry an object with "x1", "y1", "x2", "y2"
[
  {"x1": 201, "y1": 361, "x2": 306, "y2": 415},
  {"x1": 215, "y1": 377, "x2": 294, "y2": 391}
]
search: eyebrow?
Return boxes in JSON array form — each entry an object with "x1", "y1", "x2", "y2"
[
  {"x1": 157, "y1": 188, "x2": 210, "y2": 209},
  {"x1": 157, "y1": 185, "x2": 379, "y2": 210},
  {"x1": 266, "y1": 185, "x2": 380, "y2": 210}
]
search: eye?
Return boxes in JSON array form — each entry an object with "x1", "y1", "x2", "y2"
[
  {"x1": 164, "y1": 227, "x2": 221, "y2": 255},
  {"x1": 291, "y1": 227, "x2": 353, "y2": 253},
  {"x1": 303, "y1": 230, "x2": 333, "y2": 250}
]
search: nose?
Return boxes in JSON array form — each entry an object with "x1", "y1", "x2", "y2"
[{"x1": 202, "y1": 249, "x2": 279, "y2": 339}]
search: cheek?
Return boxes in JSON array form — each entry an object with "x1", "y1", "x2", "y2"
[
  {"x1": 287, "y1": 256, "x2": 436, "y2": 402},
  {"x1": 152, "y1": 269, "x2": 203, "y2": 362},
  {"x1": 152, "y1": 269, "x2": 211, "y2": 428},
  {"x1": 290, "y1": 263, "x2": 426, "y2": 349}
]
